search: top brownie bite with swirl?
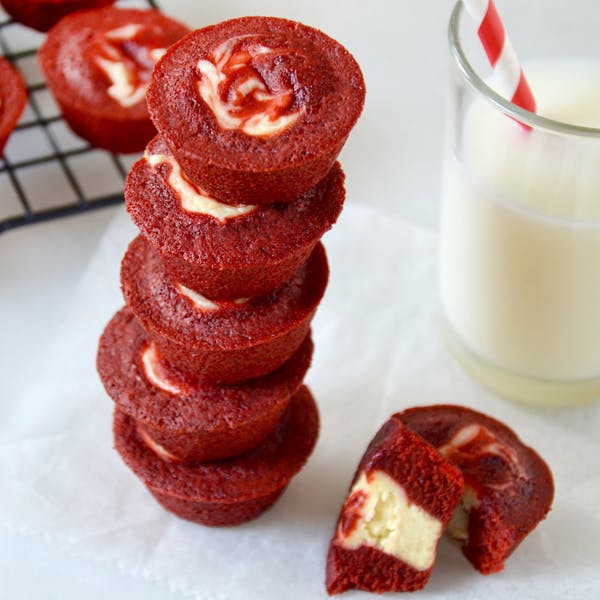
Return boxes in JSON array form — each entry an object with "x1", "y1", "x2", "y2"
[{"x1": 147, "y1": 16, "x2": 365, "y2": 204}]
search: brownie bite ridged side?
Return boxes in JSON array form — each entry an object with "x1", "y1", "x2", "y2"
[
  {"x1": 0, "y1": 57, "x2": 27, "y2": 155},
  {"x1": 38, "y1": 7, "x2": 189, "y2": 152},
  {"x1": 113, "y1": 386, "x2": 319, "y2": 526},
  {"x1": 397, "y1": 405, "x2": 554, "y2": 575},
  {"x1": 326, "y1": 416, "x2": 464, "y2": 594},
  {"x1": 121, "y1": 235, "x2": 328, "y2": 384},
  {"x1": 125, "y1": 136, "x2": 345, "y2": 299},
  {"x1": 97, "y1": 307, "x2": 314, "y2": 462},
  {"x1": 147, "y1": 16, "x2": 365, "y2": 204},
  {"x1": 0, "y1": 0, "x2": 115, "y2": 32}
]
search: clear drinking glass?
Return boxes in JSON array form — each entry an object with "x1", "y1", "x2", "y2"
[{"x1": 440, "y1": 1, "x2": 600, "y2": 406}]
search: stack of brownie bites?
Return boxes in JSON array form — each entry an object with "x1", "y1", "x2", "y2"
[{"x1": 97, "y1": 16, "x2": 365, "y2": 526}]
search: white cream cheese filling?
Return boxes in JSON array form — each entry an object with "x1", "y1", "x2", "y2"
[
  {"x1": 141, "y1": 343, "x2": 186, "y2": 396},
  {"x1": 176, "y1": 283, "x2": 249, "y2": 312},
  {"x1": 94, "y1": 24, "x2": 165, "y2": 108},
  {"x1": 337, "y1": 470, "x2": 443, "y2": 571},
  {"x1": 176, "y1": 284, "x2": 220, "y2": 312},
  {"x1": 104, "y1": 23, "x2": 144, "y2": 41},
  {"x1": 137, "y1": 426, "x2": 179, "y2": 462},
  {"x1": 145, "y1": 152, "x2": 256, "y2": 220},
  {"x1": 446, "y1": 485, "x2": 481, "y2": 542},
  {"x1": 196, "y1": 35, "x2": 303, "y2": 137}
]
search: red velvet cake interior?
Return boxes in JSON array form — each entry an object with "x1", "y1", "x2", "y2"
[{"x1": 326, "y1": 415, "x2": 464, "y2": 594}]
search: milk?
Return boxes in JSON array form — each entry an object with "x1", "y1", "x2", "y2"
[{"x1": 440, "y1": 60, "x2": 600, "y2": 391}]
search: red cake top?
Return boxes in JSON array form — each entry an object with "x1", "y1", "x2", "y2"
[
  {"x1": 0, "y1": 57, "x2": 27, "y2": 148},
  {"x1": 147, "y1": 16, "x2": 365, "y2": 169},
  {"x1": 39, "y1": 7, "x2": 189, "y2": 118},
  {"x1": 121, "y1": 236, "x2": 329, "y2": 350},
  {"x1": 125, "y1": 136, "x2": 345, "y2": 265},
  {"x1": 113, "y1": 385, "x2": 319, "y2": 501},
  {"x1": 97, "y1": 307, "x2": 313, "y2": 432}
]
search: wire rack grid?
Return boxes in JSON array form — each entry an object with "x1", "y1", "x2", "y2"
[{"x1": 0, "y1": 0, "x2": 160, "y2": 234}]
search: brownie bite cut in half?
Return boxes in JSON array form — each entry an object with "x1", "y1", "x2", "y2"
[
  {"x1": 97, "y1": 307, "x2": 314, "y2": 462},
  {"x1": 0, "y1": 56, "x2": 27, "y2": 155},
  {"x1": 326, "y1": 415, "x2": 465, "y2": 594},
  {"x1": 125, "y1": 136, "x2": 345, "y2": 299},
  {"x1": 39, "y1": 7, "x2": 189, "y2": 152},
  {"x1": 397, "y1": 405, "x2": 554, "y2": 575},
  {"x1": 121, "y1": 235, "x2": 328, "y2": 384},
  {"x1": 147, "y1": 16, "x2": 365, "y2": 204},
  {"x1": 0, "y1": 0, "x2": 116, "y2": 32},
  {"x1": 113, "y1": 385, "x2": 319, "y2": 526}
]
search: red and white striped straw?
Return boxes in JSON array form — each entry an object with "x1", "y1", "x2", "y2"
[{"x1": 463, "y1": 0, "x2": 536, "y2": 114}]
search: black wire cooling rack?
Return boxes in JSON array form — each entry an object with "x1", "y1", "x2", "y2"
[{"x1": 0, "y1": 0, "x2": 159, "y2": 234}]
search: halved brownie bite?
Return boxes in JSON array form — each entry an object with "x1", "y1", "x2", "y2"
[
  {"x1": 326, "y1": 415, "x2": 464, "y2": 594},
  {"x1": 97, "y1": 307, "x2": 313, "y2": 462},
  {"x1": 125, "y1": 136, "x2": 345, "y2": 299},
  {"x1": 120, "y1": 235, "x2": 328, "y2": 384},
  {"x1": 147, "y1": 16, "x2": 365, "y2": 204},
  {"x1": 38, "y1": 7, "x2": 189, "y2": 152},
  {"x1": 397, "y1": 405, "x2": 554, "y2": 575},
  {"x1": 0, "y1": 0, "x2": 115, "y2": 32},
  {"x1": 113, "y1": 385, "x2": 319, "y2": 526},
  {"x1": 0, "y1": 56, "x2": 27, "y2": 155}
]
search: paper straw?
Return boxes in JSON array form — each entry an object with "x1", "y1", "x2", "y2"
[{"x1": 463, "y1": 0, "x2": 536, "y2": 114}]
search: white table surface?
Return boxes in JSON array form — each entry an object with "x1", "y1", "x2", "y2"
[{"x1": 1, "y1": 1, "x2": 598, "y2": 598}]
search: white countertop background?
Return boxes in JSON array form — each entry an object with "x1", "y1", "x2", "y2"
[{"x1": 1, "y1": 1, "x2": 599, "y2": 598}]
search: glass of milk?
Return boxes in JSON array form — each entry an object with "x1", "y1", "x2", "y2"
[{"x1": 440, "y1": 2, "x2": 600, "y2": 406}]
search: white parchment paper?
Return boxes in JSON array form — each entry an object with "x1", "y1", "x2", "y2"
[{"x1": 1, "y1": 204, "x2": 599, "y2": 599}]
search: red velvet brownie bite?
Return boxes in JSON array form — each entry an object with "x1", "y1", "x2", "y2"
[
  {"x1": 113, "y1": 385, "x2": 319, "y2": 526},
  {"x1": 38, "y1": 7, "x2": 189, "y2": 153},
  {"x1": 121, "y1": 235, "x2": 328, "y2": 384},
  {"x1": 147, "y1": 16, "x2": 365, "y2": 204},
  {"x1": 97, "y1": 307, "x2": 313, "y2": 462},
  {"x1": 125, "y1": 136, "x2": 345, "y2": 299},
  {"x1": 0, "y1": 0, "x2": 115, "y2": 32},
  {"x1": 397, "y1": 405, "x2": 554, "y2": 575},
  {"x1": 326, "y1": 415, "x2": 464, "y2": 594},
  {"x1": 0, "y1": 57, "x2": 27, "y2": 155}
]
